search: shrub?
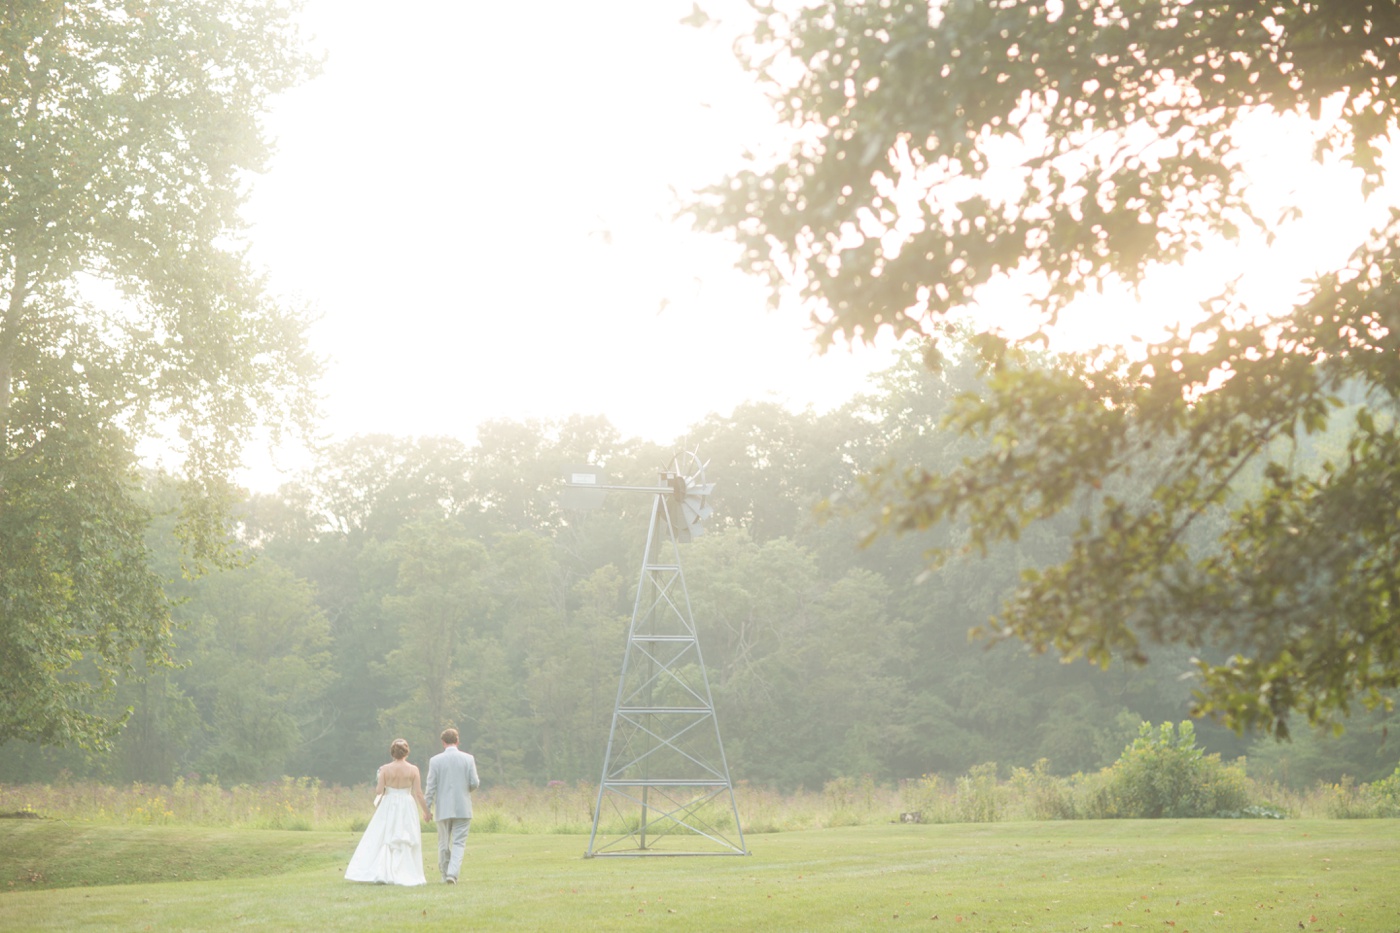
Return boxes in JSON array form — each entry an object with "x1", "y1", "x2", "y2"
[
  {"x1": 822, "y1": 774, "x2": 881, "y2": 827},
  {"x1": 899, "y1": 765, "x2": 1005, "y2": 823},
  {"x1": 1095, "y1": 721, "x2": 1250, "y2": 818},
  {"x1": 1371, "y1": 765, "x2": 1400, "y2": 818},
  {"x1": 955, "y1": 763, "x2": 1002, "y2": 823},
  {"x1": 899, "y1": 773, "x2": 948, "y2": 823},
  {"x1": 1009, "y1": 759, "x2": 1076, "y2": 820},
  {"x1": 1324, "y1": 766, "x2": 1400, "y2": 818}
]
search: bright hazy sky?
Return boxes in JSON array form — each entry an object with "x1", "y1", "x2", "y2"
[
  {"x1": 233, "y1": 1, "x2": 1394, "y2": 490},
  {"x1": 237, "y1": 0, "x2": 896, "y2": 489}
]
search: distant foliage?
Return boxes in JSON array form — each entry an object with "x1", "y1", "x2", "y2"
[
  {"x1": 1374, "y1": 767, "x2": 1400, "y2": 818},
  {"x1": 1008, "y1": 759, "x2": 1077, "y2": 821},
  {"x1": 1323, "y1": 765, "x2": 1400, "y2": 819},
  {"x1": 7, "y1": 754, "x2": 1400, "y2": 832},
  {"x1": 1090, "y1": 722, "x2": 1251, "y2": 819},
  {"x1": 900, "y1": 763, "x2": 1002, "y2": 823},
  {"x1": 954, "y1": 762, "x2": 1002, "y2": 823},
  {"x1": 822, "y1": 774, "x2": 882, "y2": 827},
  {"x1": 7, "y1": 365, "x2": 1398, "y2": 793}
]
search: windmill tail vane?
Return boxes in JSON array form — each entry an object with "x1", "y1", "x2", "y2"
[{"x1": 562, "y1": 449, "x2": 715, "y2": 540}]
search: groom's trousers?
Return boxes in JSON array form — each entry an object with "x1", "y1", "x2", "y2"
[{"x1": 436, "y1": 817, "x2": 472, "y2": 882}]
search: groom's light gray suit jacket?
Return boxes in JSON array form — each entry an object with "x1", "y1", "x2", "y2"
[{"x1": 425, "y1": 745, "x2": 480, "y2": 820}]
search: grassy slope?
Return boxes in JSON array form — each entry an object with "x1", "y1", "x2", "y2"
[
  {"x1": 0, "y1": 822, "x2": 347, "y2": 888},
  {"x1": 3, "y1": 820, "x2": 1398, "y2": 932}
]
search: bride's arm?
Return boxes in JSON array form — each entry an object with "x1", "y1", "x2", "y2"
[
  {"x1": 412, "y1": 767, "x2": 430, "y2": 821},
  {"x1": 373, "y1": 765, "x2": 387, "y2": 804}
]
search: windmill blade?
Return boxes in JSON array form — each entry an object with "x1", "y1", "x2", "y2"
[
  {"x1": 683, "y1": 504, "x2": 713, "y2": 533},
  {"x1": 669, "y1": 450, "x2": 715, "y2": 541}
]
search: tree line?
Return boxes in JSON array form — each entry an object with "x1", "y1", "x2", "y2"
[{"x1": 4, "y1": 348, "x2": 1395, "y2": 791}]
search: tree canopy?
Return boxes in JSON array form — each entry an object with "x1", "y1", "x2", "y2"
[
  {"x1": 0, "y1": 1, "x2": 319, "y2": 748},
  {"x1": 4, "y1": 396, "x2": 1395, "y2": 790},
  {"x1": 693, "y1": 1, "x2": 1400, "y2": 736}
]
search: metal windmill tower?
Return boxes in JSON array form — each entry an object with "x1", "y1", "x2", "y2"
[{"x1": 565, "y1": 451, "x2": 747, "y2": 857}]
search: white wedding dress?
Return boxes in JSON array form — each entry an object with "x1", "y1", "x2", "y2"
[{"x1": 345, "y1": 787, "x2": 427, "y2": 886}]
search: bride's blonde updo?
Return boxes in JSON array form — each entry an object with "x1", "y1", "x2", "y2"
[{"x1": 390, "y1": 738, "x2": 410, "y2": 760}]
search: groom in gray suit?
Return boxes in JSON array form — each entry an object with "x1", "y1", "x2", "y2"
[{"x1": 424, "y1": 727, "x2": 481, "y2": 884}]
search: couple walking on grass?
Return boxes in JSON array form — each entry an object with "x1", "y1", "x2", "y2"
[{"x1": 344, "y1": 727, "x2": 481, "y2": 887}]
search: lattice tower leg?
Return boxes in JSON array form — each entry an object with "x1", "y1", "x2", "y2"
[{"x1": 586, "y1": 493, "x2": 747, "y2": 857}]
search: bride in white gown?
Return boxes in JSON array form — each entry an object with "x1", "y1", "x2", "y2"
[{"x1": 345, "y1": 738, "x2": 432, "y2": 885}]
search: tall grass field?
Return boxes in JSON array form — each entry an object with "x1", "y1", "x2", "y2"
[
  {"x1": 4, "y1": 766, "x2": 1399, "y2": 931},
  {"x1": 3, "y1": 818, "x2": 1398, "y2": 931}
]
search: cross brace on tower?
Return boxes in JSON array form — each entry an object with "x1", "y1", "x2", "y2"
[{"x1": 566, "y1": 454, "x2": 747, "y2": 857}]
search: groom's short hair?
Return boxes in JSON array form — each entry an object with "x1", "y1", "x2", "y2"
[{"x1": 441, "y1": 728, "x2": 459, "y2": 746}]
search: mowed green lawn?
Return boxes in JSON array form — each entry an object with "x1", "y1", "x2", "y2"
[{"x1": 2, "y1": 819, "x2": 1397, "y2": 932}]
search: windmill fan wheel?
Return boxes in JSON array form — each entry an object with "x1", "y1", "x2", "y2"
[{"x1": 667, "y1": 449, "x2": 714, "y2": 540}]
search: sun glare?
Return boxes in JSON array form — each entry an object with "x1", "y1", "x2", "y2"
[{"x1": 982, "y1": 101, "x2": 1399, "y2": 357}]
